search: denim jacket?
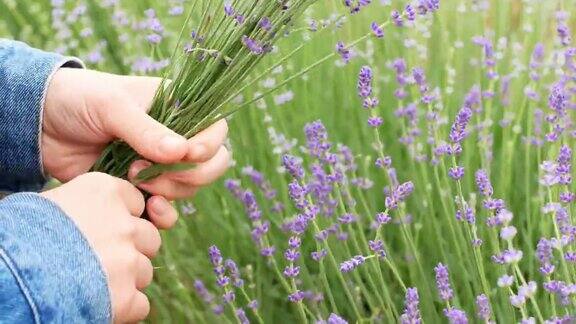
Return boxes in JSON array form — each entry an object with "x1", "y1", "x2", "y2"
[{"x1": 0, "y1": 40, "x2": 111, "y2": 323}]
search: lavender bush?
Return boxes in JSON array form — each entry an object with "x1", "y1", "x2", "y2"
[{"x1": 2, "y1": 0, "x2": 576, "y2": 322}]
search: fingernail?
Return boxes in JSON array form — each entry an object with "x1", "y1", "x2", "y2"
[
  {"x1": 160, "y1": 135, "x2": 186, "y2": 155},
  {"x1": 130, "y1": 160, "x2": 152, "y2": 179},
  {"x1": 152, "y1": 197, "x2": 170, "y2": 215}
]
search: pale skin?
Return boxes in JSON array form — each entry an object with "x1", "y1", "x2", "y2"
[{"x1": 39, "y1": 68, "x2": 230, "y2": 322}]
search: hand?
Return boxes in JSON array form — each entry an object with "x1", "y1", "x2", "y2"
[
  {"x1": 42, "y1": 68, "x2": 230, "y2": 223},
  {"x1": 41, "y1": 172, "x2": 160, "y2": 323}
]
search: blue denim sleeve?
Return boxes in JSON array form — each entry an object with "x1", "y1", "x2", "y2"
[
  {"x1": 0, "y1": 39, "x2": 83, "y2": 193},
  {"x1": 0, "y1": 193, "x2": 111, "y2": 323}
]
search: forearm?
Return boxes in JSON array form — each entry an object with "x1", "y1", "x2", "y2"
[
  {"x1": 0, "y1": 193, "x2": 111, "y2": 323},
  {"x1": 0, "y1": 39, "x2": 83, "y2": 193}
]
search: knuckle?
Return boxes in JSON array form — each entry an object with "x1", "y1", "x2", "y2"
[{"x1": 120, "y1": 219, "x2": 138, "y2": 239}]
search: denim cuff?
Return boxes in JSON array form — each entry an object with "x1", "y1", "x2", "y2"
[
  {"x1": 0, "y1": 193, "x2": 111, "y2": 323},
  {"x1": 0, "y1": 39, "x2": 84, "y2": 193}
]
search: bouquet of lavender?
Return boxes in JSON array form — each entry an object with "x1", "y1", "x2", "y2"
[{"x1": 92, "y1": 0, "x2": 319, "y2": 180}]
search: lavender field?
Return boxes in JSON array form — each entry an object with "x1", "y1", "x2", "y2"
[{"x1": 2, "y1": 0, "x2": 575, "y2": 322}]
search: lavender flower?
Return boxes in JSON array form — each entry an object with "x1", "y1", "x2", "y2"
[
  {"x1": 283, "y1": 265, "x2": 300, "y2": 278},
  {"x1": 358, "y1": 66, "x2": 373, "y2": 98},
  {"x1": 500, "y1": 226, "x2": 517, "y2": 241},
  {"x1": 391, "y1": 10, "x2": 403, "y2": 27},
  {"x1": 282, "y1": 155, "x2": 305, "y2": 179},
  {"x1": 336, "y1": 41, "x2": 351, "y2": 63},
  {"x1": 400, "y1": 287, "x2": 421, "y2": 324},
  {"x1": 288, "y1": 290, "x2": 304, "y2": 302},
  {"x1": 225, "y1": 259, "x2": 244, "y2": 287},
  {"x1": 340, "y1": 255, "x2": 366, "y2": 273},
  {"x1": 327, "y1": 313, "x2": 348, "y2": 324},
  {"x1": 496, "y1": 275, "x2": 514, "y2": 289},
  {"x1": 371, "y1": 22, "x2": 384, "y2": 38},
  {"x1": 194, "y1": 279, "x2": 214, "y2": 304},
  {"x1": 259, "y1": 17, "x2": 272, "y2": 31},
  {"x1": 449, "y1": 107, "x2": 473, "y2": 147},
  {"x1": 236, "y1": 308, "x2": 249, "y2": 324},
  {"x1": 434, "y1": 263, "x2": 453, "y2": 301},
  {"x1": 368, "y1": 116, "x2": 383, "y2": 127},
  {"x1": 385, "y1": 181, "x2": 415, "y2": 210},
  {"x1": 305, "y1": 121, "x2": 334, "y2": 163},
  {"x1": 209, "y1": 245, "x2": 223, "y2": 266},
  {"x1": 444, "y1": 308, "x2": 468, "y2": 324},
  {"x1": 242, "y1": 35, "x2": 264, "y2": 54},
  {"x1": 448, "y1": 166, "x2": 465, "y2": 180},
  {"x1": 475, "y1": 169, "x2": 493, "y2": 197},
  {"x1": 475, "y1": 294, "x2": 491, "y2": 321},
  {"x1": 376, "y1": 212, "x2": 392, "y2": 225},
  {"x1": 537, "y1": 238, "x2": 555, "y2": 275},
  {"x1": 311, "y1": 249, "x2": 327, "y2": 261},
  {"x1": 368, "y1": 240, "x2": 386, "y2": 258}
]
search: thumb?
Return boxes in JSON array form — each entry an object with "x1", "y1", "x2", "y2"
[{"x1": 105, "y1": 105, "x2": 188, "y2": 164}]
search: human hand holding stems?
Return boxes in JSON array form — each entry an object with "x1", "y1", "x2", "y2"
[
  {"x1": 38, "y1": 68, "x2": 230, "y2": 321},
  {"x1": 42, "y1": 67, "x2": 230, "y2": 227}
]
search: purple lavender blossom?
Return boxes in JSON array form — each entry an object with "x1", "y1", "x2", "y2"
[
  {"x1": 371, "y1": 22, "x2": 384, "y2": 38},
  {"x1": 235, "y1": 308, "x2": 249, "y2": 324},
  {"x1": 376, "y1": 212, "x2": 392, "y2": 225},
  {"x1": 497, "y1": 274, "x2": 514, "y2": 288},
  {"x1": 336, "y1": 41, "x2": 351, "y2": 63},
  {"x1": 391, "y1": 10, "x2": 403, "y2": 27},
  {"x1": 224, "y1": 3, "x2": 234, "y2": 16},
  {"x1": 248, "y1": 300, "x2": 259, "y2": 309},
  {"x1": 223, "y1": 291, "x2": 235, "y2": 303},
  {"x1": 194, "y1": 279, "x2": 214, "y2": 304},
  {"x1": 448, "y1": 166, "x2": 465, "y2": 180},
  {"x1": 288, "y1": 290, "x2": 304, "y2": 302},
  {"x1": 358, "y1": 66, "x2": 373, "y2": 98},
  {"x1": 225, "y1": 259, "x2": 244, "y2": 287},
  {"x1": 537, "y1": 238, "x2": 555, "y2": 275},
  {"x1": 368, "y1": 240, "x2": 386, "y2": 258},
  {"x1": 449, "y1": 107, "x2": 473, "y2": 146},
  {"x1": 367, "y1": 116, "x2": 384, "y2": 127},
  {"x1": 311, "y1": 249, "x2": 327, "y2": 261},
  {"x1": 385, "y1": 181, "x2": 415, "y2": 210},
  {"x1": 209, "y1": 245, "x2": 223, "y2": 266},
  {"x1": 444, "y1": 308, "x2": 468, "y2": 324},
  {"x1": 305, "y1": 121, "x2": 337, "y2": 164},
  {"x1": 283, "y1": 265, "x2": 300, "y2": 278},
  {"x1": 475, "y1": 169, "x2": 493, "y2": 197},
  {"x1": 475, "y1": 294, "x2": 491, "y2": 321},
  {"x1": 259, "y1": 17, "x2": 272, "y2": 31},
  {"x1": 327, "y1": 313, "x2": 348, "y2": 324},
  {"x1": 282, "y1": 155, "x2": 305, "y2": 179},
  {"x1": 242, "y1": 190, "x2": 262, "y2": 221},
  {"x1": 500, "y1": 226, "x2": 517, "y2": 241},
  {"x1": 242, "y1": 35, "x2": 264, "y2": 54},
  {"x1": 400, "y1": 288, "x2": 421, "y2": 324},
  {"x1": 405, "y1": 4, "x2": 416, "y2": 21},
  {"x1": 340, "y1": 255, "x2": 366, "y2": 273},
  {"x1": 557, "y1": 12, "x2": 572, "y2": 46},
  {"x1": 434, "y1": 263, "x2": 453, "y2": 301}
]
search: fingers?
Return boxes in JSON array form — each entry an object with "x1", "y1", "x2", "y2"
[
  {"x1": 135, "y1": 254, "x2": 154, "y2": 289},
  {"x1": 123, "y1": 292, "x2": 150, "y2": 323},
  {"x1": 173, "y1": 146, "x2": 231, "y2": 186},
  {"x1": 105, "y1": 106, "x2": 189, "y2": 165},
  {"x1": 115, "y1": 178, "x2": 146, "y2": 217},
  {"x1": 133, "y1": 218, "x2": 162, "y2": 258},
  {"x1": 146, "y1": 196, "x2": 179, "y2": 229},
  {"x1": 128, "y1": 146, "x2": 229, "y2": 199},
  {"x1": 187, "y1": 119, "x2": 228, "y2": 162}
]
